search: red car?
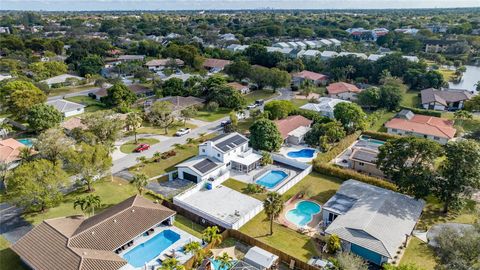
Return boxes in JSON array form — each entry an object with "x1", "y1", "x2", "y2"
[{"x1": 134, "y1": 144, "x2": 150, "y2": 152}]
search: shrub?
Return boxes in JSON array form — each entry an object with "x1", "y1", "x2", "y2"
[
  {"x1": 290, "y1": 108, "x2": 332, "y2": 124},
  {"x1": 315, "y1": 132, "x2": 361, "y2": 163},
  {"x1": 327, "y1": 234, "x2": 342, "y2": 254},
  {"x1": 400, "y1": 106, "x2": 442, "y2": 117},
  {"x1": 243, "y1": 183, "x2": 266, "y2": 194},
  {"x1": 205, "y1": 101, "x2": 219, "y2": 112},
  {"x1": 361, "y1": 131, "x2": 401, "y2": 142}
]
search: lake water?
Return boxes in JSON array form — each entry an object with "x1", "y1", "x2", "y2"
[{"x1": 448, "y1": 65, "x2": 480, "y2": 92}]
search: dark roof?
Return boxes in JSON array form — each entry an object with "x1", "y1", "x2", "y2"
[
  {"x1": 350, "y1": 148, "x2": 378, "y2": 164},
  {"x1": 420, "y1": 88, "x2": 473, "y2": 106},
  {"x1": 193, "y1": 158, "x2": 220, "y2": 174},
  {"x1": 425, "y1": 39, "x2": 464, "y2": 45},
  {"x1": 322, "y1": 193, "x2": 357, "y2": 215},
  {"x1": 396, "y1": 109, "x2": 414, "y2": 120},
  {"x1": 209, "y1": 133, "x2": 231, "y2": 142},
  {"x1": 215, "y1": 134, "x2": 248, "y2": 152}
]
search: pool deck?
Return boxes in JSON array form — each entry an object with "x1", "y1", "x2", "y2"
[
  {"x1": 118, "y1": 225, "x2": 202, "y2": 270},
  {"x1": 277, "y1": 197, "x2": 322, "y2": 235},
  {"x1": 278, "y1": 145, "x2": 318, "y2": 163},
  {"x1": 332, "y1": 137, "x2": 385, "y2": 168},
  {"x1": 230, "y1": 163, "x2": 299, "y2": 192}
]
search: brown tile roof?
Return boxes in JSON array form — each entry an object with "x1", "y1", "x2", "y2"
[
  {"x1": 385, "y1": 114, "x2": 456, "y2": 139},
  {"x1": 61, "y1": 117, "x2": 87, "y2": 131},
  {"x1": 12, "y1": 195, "x2": 176, "y2": 270},
  {"x1": 227, "y1": 82, "x2": 248, "y2": 92},
  {"x1": 420, "y1": 88, "x2": 473, "y2": 106},
  {"x1": 0, "y1": 138, "x2": 26, "y2": 163},
  {"x1": 292, "y1": 70, "x2": 328, "y2": 81},
  {"x1": 274, "y1": 115, "x2": 313, "y2": 139},
  {"x1": 202, "y1": 58, "x2": 231, "y2": 69},
  {"x1": 327, "y1": 82, "x2": 361, "y2": 95}
]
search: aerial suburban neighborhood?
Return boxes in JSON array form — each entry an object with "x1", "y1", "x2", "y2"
[{"x1": 0, "y1": 3, "x2": 479, "y2": 270}]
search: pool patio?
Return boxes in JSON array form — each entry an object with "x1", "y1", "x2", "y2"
[
  {"x1": 279, "y1": 145, "x2": 318, "y2": 163},
  {"x1": 230, "y1": 162, "x2": 300, "y2": 192},
  {"x1": 277, "y1": 194, "x2": 323, "y2": 234}
]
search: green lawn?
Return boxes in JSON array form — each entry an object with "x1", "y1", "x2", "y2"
[
  {"x1": 244, "y1": 90, "x2": 277, "y2": 104},
  {"x1": 222, "y1": 179, "x2": 267, "y2": 201},
  {"x1": 401, "y1": 91, "x2": 420, "y2": 108},
  {"x1": 454, "y1": 118, "x2": 480, "y2": 132},
  {"x1": 400, "y1": 237, "x2": 437, "y2": 270},
  {"x1": 368, "y1": 111, "x2": 395, "y2": 132},
  {"x1": 239, "y1": 172, "x2": 343, "y2": 262},
  {"x1": 23, "y1": 177, "x2": 138, "y2": 225},
  {"x1": 194, "y1": 108, "x2": 231, "y2": 122},
  {"x1": 120, "y1": 138, "x2": 160, "y2": 154},
  {"x1": 0, "y1": 236, "x2": 27, "y2": 270},
  {"x1": 174, "y1": 214, "x2": 206, "y2": 239},
  {"x1": 137, "y1": 121, "x2": 198, "y2": 136},
  {"x1": 48, "y1": 85, "x2": 96, "y2": 97},
  {"x1": 290, "y1": 99, "x2": 310, "y2": 108},
  {"x1": 237, "y1": 118, "x2": 255, "y2": 133},
  {"x1": 65, "y1": 95, "x2": 107, "y2": 113}
]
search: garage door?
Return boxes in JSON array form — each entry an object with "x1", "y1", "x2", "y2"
[
  {"x1": 183, "y1": 172, "x2": 198, "y2": 183},
  {"x1": 351, "y1": 244, "x2": 383, "y2": 265}
]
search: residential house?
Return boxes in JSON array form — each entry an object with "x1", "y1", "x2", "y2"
[
  {"x1": 292, "y1": 70, "x2": 328, "y2": 86},
  {"x1": 61, "y1": 116, "x2": 87, "y2": 133},
  {"x1": 0, "y1": 138, "x2": 28, "y2": 169},
  {"x1": 227, "y1": 82, "x2": 250, "y2": 95},
  {"x1": 338, "y1": 52, "x2": 368, "y2": 60},
  {"x1": 273, "y1": 42, "x2": 290, "y2": 49},
  {"x1": 117, "y1": 54, "x2": 145, "y2": 62},
  {"x1": 243, "y1": 246, "x2": 279, "y2": 270},
  {"x1": 156, "y1": 96, "x2": 205, "y2": 114},
  {"x1": 46, "y1": 99, "x2": 85, "y2": 117},
  {"x1": 40, "y1": 74, "x2": 84, "y2": 88},
  {"x1": 323, "y1": 180, "x2": 425, "y2": 265},
  {"x1": 145, "y1": 58, "x2": 184, "y2": 71},
  {"x1": 203, "y1": 58, "x2": 231, "y2": 73},
  {"x1": 274, "y1": 115, "x2": 313, "y2": 145},
  {"x1": 327, "y1": 82, "x2": 362, "y2": 100},
  {"x1": 329, "y1": 39, "x2": 342, "y2": 46},
  {"x1": 320, "y1": 51, "x2": 338, "y2": 60},
  {"x1": 300, "y1": 98, "x2": 350, "y2": 119},
  {"x1": 395, "y1": 28, "x2": 419, "y2": 35},
  {"x1": 348, "y1": 140, "x2": 385, "y2": 178},
  {"x1": 420, "y1": 88, "x2": 473, "y2": 111},
  {"x1": 318, "y1": 39, "x2": 333, "y2": 47},
  {"x1": 301, "y1": 50, "x2": 321, "y2": 59},
  {"x1": 0, "y1": 74, "x2": 12, "y2": 81},
  {"x1": 12, "y1": 195, "x2": 177, "y2": 270},
  {"x1": 384, "y1": 110, "x2": 456, "y2": 144},
  {"x1": 402, "y1": 56, "x2": 420, "y2": 63},
  {"x1": 219, "y1": 33, "x2": 237, "y2": 41},
  {"x1": 367, "y1": 54, "x2": 384, "y2": 61},
  {"x1": 226, "y1": 44, "x2": 249, "y2": 52},
  {"x1": 424, "y1": 40, "x2": 465, "y2": 53},
  {"x1": 424, "y1": 24, "x2": 448, "y2": 33}
]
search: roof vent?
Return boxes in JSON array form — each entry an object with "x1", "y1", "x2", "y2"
[
  {"x1": 91, "y1": 231, "x2": 95, "y2": 235},
  {"x1": 83, "y1": 251, "x2": 87, "y2": 255},
  {"x1": 113, "y1": 219, "x2": 117, "y2": 223},
  {"x1": 131, "y1": 209, "x2": 135, "y2": 212}
]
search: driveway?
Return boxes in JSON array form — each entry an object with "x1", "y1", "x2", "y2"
[
  {"x1": 47, "y1": 87, "x2": 103, "y2": 101},
  {"x1": 0, "y1": 202, "x2": 32, "y2": 243}
]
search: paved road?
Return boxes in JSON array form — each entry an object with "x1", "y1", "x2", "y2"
[{"x1": 47, "y1": 87, "x2": 102, "y2": 101}]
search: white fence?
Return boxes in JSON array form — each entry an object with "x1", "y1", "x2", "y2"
[{"x1": 271, "y1": 153, "x2": 313, "y2": 195}]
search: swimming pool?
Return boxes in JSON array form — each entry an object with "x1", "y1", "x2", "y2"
[
  {"x1": 359, "y1": 135, "x2": 385, "y2": 145},
  {"x1": 123, "y1": 229, "x2": 180, "y2": 267},
  {"x1": 211, "y1": 258, "x2": 236, "y2": 270},
  {"x1": 17, "y1": 138, "x2": 34, "y2": 148},
  {"x1": 255, "y1": 170, "x2": 288, "y2": 189},
  {"x1": 287, "y1": 148, "x2": 316, "y2": 158},
  {"x1": 285, "y1": 201, "x2": 321, "y2": 227}
]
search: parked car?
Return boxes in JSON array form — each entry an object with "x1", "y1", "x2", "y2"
[
  {"x1": 308, "y1": 257, "x2": 333, "y2": 268},
  {"x1": 255, "y1": 99, "x2": 264, "y2": 105},
  {"x1": 220, "y1": 120, "x2": 232, "y2": 127},
  {"x1": 175, "y1": 128, "x2": 191, "y2": 136},
  {"x1": 134, "y1": 144, "x2": 150, "y2": 152},
  {"x1": 247, "y1": 103, "x2": 258, "y2": 109}
]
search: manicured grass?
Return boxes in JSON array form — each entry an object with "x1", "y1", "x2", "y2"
[
  {"x1": 244, "y1": 90, "x2": 277, "y2": 104},
  {"x1": 120, "y1": 138, "x2": 160, "y2": 154},
  {"x1": 22, "y1": 177, "x2": 138, "y2": 225},
  {"x1": 401, "y1": 90, "x2": 421, "y2": 108},
  {"x1": 222, "y1": 178, "x2": 267, "y2": 201},
  {"x1": 194, "y1": 108, "x2": 231, "y2": 122},
  {"x1": 236, "y1": 118, "x2": 255, "y2": 133},
  {"x1": 290, "y1": 99, "x2": 310, "y2": 108},
  {"x1": 174, "y1": 214, "x2": 206, "y2": 239},
  {"x1": 454, "y1": 118, "x2": 480, "y2": 132},
  {"x1": 400, "y1": 237, "x2": 436, "y2": 270},
  {"x1": 368, "y1": 111, "x2": 395, "y2": 132},
  {"x1": 137, "y1": 121, "x2": 198, "y2": 136},
  {"x1": 48, "y1": 85, "x2": 96, "y2": 96},
  {"x1": 0, "y1": 236, "x2": 27, "y2": 270},
  {"x1": 65, "y1": 95, "x2": 108, "y2": 113},
  {"x1": 239, "y1": 172, "x2": 343, "y2": 262}
]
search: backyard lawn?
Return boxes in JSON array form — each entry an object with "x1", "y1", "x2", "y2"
[
  {"x1": 401, "y1": 90, "x2": 420, "y2": 108},
  {"x1": 137, "y1": 121, "x2": 197, "y2": 136},
  {"x1": 400, "y1": 237, "x2": 437, "y2": 270},
  {"x1": 120, "y1": 138, "x2": 160, "y2": 154},
  {"x1": 174, "y1": 214, "x2": 206, "y2": 239},
  {"x1": 244, "y1": 90, "x2": 278, "y2": 104},
  {"x1": 194, "y1": 108, "x2": 231, "y2": 122},
  {"x1": 290, "y1": 99, "x2": 310, "y2": 108},
  {"x1": 368, "y1": 111, "x2": 395, "y2": 132},
  {"x1": 48, "y1": 84, "x2": 96, "y2": 97},
  {"x1": 65, "y1": 95, "x2": 107, "y2": 113},
  {"x1": 0, "y1": 236, "x2": 26, "y2": 270}
]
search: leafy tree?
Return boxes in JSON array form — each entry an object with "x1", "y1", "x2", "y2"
[
  {"x1": 464, "y1": 95, "x2": 480, "y2": 112},
  {"x1": 27, "y1": 104, "x2": 63, "y2": 132},
  {"x1": 357, "y1": 88, "x2": 380, "y2": 109},
  {"x1": 131, "y1": 173, "x2": 149, "y2": 195},
  {"x1": 147, "y1": 101, "x2": 176, "y2": 134},
  {"x1": 82, "y1": 111, "x2": 124, "y2": 146},
  {"x1": 183, "y1": 241, "x2": 201, "y2": 255},
  {"x1": 18, "y1": 147, "x2": 34, "y2": 164},
  {"x1": 28, "y1": 61, "x2": 68, "y2": 81},
  {"x1": 216, "y1": 252, "x2": 234, "y2": 269},
  {"x1": 65, "y1": 143, "x2": 112, "y2": 192},
  {"x1": 305, "y1": 121, "x2": 345, "y2": 150},
  {"x1": 453, "y1": 110, "x2": 473, "y2": 120},
  {"x1": 208, "y1": 84, "x2": 246, "y2": 110},
  {"x1": 224, "y1": 60, "x2": 252, "y2": 81},
  {"x1": 160, "y1": 258, "x2": 185, "y2": 270},
  {"x1": 267, "y1": 68, "x2": 290, "y2": 92},
  {"x1": 125, "y1": 112, "x2": 143, "y2": 143},
  {"x1": 332, "y1": 252, "x2": 369, "y2": 270},
  {"x1": 102, "y1": 83, "x2": 137, "y2": 111},
  {"x1": 73, "y1": 194, "x2": 102, "y2": 217},
  {"x1": 161, "y1": 78, "x2": 185, "y2": 97},
  {"x1": 34, "y1": 128, "x2": 74, "y2": 165},
  {"x1": 327, "y1": 234, "x2": 342, "y2": 254},
  {"x1": 264, "y1": 100, "x2": 294, "y2": 120},
  {"x1": 0, "y1": 80, "x2": 47, "y2": 119},
  {"x1": 202, "y1": 226, "x2": 222, "y2": 246},
  {"x1": 249, "y1": 118, "x2": 283, "y2": 152},
  {"x1": 249, "y1": 65, "x2": 271, "y2": 89},
  {"x1": 261, "y1": 151, "x2": 273, "y2": 166},
  {"x1": 6, "y1": 159, "x2": 68, "y2": 212},
  {"x1": 333, "y1": 102, "x2": 368, "y2": 134},
  {"x1": 263, "y1": 192, "x2": 284, "y2": 235},
  {"x1": 435, "y1": 140, "x2": 480, "y2": 213},
  {"x1": 78, "y1": 54, "x2": 104, "y2": 76},
  {"x1": 377, "y1": 137, "x2": 443, "y2": 198},
  {"x1": 378, "y1": 85, "x2": 404, "y2": 111}
]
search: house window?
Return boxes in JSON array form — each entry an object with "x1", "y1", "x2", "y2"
[
  {"x1": 392, "y1": 129, "x2": 398, "y2": 132},
  {"x1": 328, "y1": 212, "x2": 338, "y2": 222},
  {"x1": 359, "y1": 162, "x2": 365, "y2": 166},
  {"x1": 202, "y1": 149, "x2": 205, "y2": 153},
  {"x1": 217, "y1": 153, "x2": 220, "y2": 158},
  {"x1": 424, "y1": 135, "x2": 428, "y2": 139},
  {"x1": 434, "y1": 136, "x2": 440, "y2": 140}
]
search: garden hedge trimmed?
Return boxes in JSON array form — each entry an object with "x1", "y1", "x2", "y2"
[
  {"x1": 400, "y1": 106, "x2": 442, "y2": 117},
  {"x1": 361, "y1": 130, "x2": 401, "y2": 141}
]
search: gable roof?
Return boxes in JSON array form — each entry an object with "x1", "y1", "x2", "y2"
[
  {"x1": 300, "y1": 98, "x2": 350, "y2": 112},
  {"x1": 292, "y1": 70, "x2": 328, "y2": 81},
  {"x1": 0, "y1": 138, "x2": 26, "y2": 163},
  {"x1": 274, "y1": 115, "x2": 313, "y2": 139},
  {"x1": 175, "y1": 155, "x2": 224, "y2": 176},
  {"x1": 12, "y1": 195, "x2": 175, "y2": 270},
  {"x1": 213, "y1": 133, "x2": 248, "y2": 153},
  {"x1": 46, "y1": 99, "x2": 85, "y2": 113},
  {"x1": 385, "y1": 113, "x2": 456, "y2": 139},
  {"x1": 61, "y1": 117, "x2": 87, "y2": 131},
  {"x1": 203, "y1": 58, "x2": 231, "y2": 69},
  {"x1": 420, "y1": 88, "x2": 473, "y2": 106},
  {"x1": 324, "y1": 180, "x2": 424, "y2": 259},
  {"x1": 145, "y1": 58, "x2": 184, "y2": 67},
  {"x1": 327, "y1": 82, "x2": 361, "y2": 95},
  {"x1": 227, "y1": 82, "x2": 248, "y2": 92}
]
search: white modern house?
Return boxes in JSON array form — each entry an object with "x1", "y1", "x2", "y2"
[
  {"x1": 46, "y1": 99, "x2": 85, "y2": 117},
  {"x1": 323, "y1": 180, "x2": 425, "y2": 265},
  {"x1": 300, "y1": 97, "x2": 350, "y2": 119}
]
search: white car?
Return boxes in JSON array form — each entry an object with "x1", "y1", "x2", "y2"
[
  {"x1": 175, "y1": 128, "x2": 191, "y2": 136},
  {"x1": 247, "y1": 103, "x2": 258, "y2": 109}
]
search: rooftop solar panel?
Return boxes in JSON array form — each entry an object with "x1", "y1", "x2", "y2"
[
  {"x1": 193, "y1": 158, "x2": 218, "y2": 174},
  {"x1": 215, "y1": 134, "x2": 247, "y2": 152}
]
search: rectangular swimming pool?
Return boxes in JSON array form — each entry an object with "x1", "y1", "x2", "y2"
[
  {"x1": 123, "y1": 229, "x2": 180, "y2": 268},
  {"x1": 255, "y1": 170, "x2": 288, "y2": 189}
]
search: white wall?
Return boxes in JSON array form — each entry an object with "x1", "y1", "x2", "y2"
[
  {"x1": 270, "y1": 153, "x2": 312, "y2": 195},
  {"x1": 421, "y1": 102, "x2": 446, "y2": 111},
  {"x1": 387, "y1": 128, "x2": 449, "y2": 145},
  {"x1": 64, "y1": 107, "x2": 84, "y2": 117},
  {"x1": 330, "y1": 92, "x2": 358, "y2": 101}
]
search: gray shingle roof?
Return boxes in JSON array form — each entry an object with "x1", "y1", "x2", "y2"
[
  {"x1": 420, "y1": 88, "x2": 473, "y2": 106},
  {"x1": 46, "y1": 99, "x2": 85, "y2": 113},
  {"x1": 350, "y1": 148, "x2": 378, "y2": 164},
  {"x1": 324, "y1": 180, "x2": 425, "y2": 258}
]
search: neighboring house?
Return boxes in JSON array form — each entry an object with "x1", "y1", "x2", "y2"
[
  {"x1": 274, "y1": 115, "x2": 313, "y2": 145},
  {"x1": 203, "y1": 58, "x2": 231, "y2": 73},
  {"x1": 323, "y1": 180, "x2": 425, "y2": 265},
  {"x1": 349, "y1": 147, "x2": 384, "y2": 178},
  {"x1": 292, "y1": 70, "x2": 328, "y2": 86},
  {"x1": 338, "y1": 52, "x2": 368, "y2": 59},
  {"x1": 61, "y1": 116, "x2": 87, "y2": 133},
  {"x1": 424, "y1": 40, "x2": 465, "y2": 53},
  {"x1": 117, "y1": 54, "x2": 145, "y2": 62},
  {"x1": 12, "y1": 195, "x2": 176, "y2": 270},
  {"x1": 420, "y1": 88, "x2": 473, "y2": 111},
  {"x1": 300, "y1": 97, "x2": 350, "y2": 119},
  {"x1": 384, "y1": 110, "x2": 456, "y2": 144},
  {"x1": 243, "y1": 246, "x2": 279, "y2": 270},
  {"x1": 176, "y1": 132, "x2": 262, "y2": 183},
  {"x1": 95, "y1": 84, "x2": 154, "y2": 100},
  {"x1": 0, "y1": 74, "x2": 13, "y2": 81},
  {"x1": 227, "y1": 82, "x2": 250, "y2": 95},
  {"x1": 156, "y1": 96, "x2": 205, "y2": 113},
  {"x1": 145, "y1": 58, "x2": 184, "y2": 71},
  {"x1": 367, "y1": 54, "x2": 384, "y2": 61},
  {"x1": 40, "y1": 74, "x2": 84, "y2": 88},
  {"x1": 0, "y1": 138, "x2": 27, "y2": 169},
  {"x1": 46, "y1": 99, "x2": 85, "y2": 117},
  {"x1": 327, "y1": 82, "x2": 362, "y2": 101},
  {"x1": 320, "y1": 51, "x2": 338, "y2": 60},
  {"x1": 226, "y1": 44, "x2": 249, "y2": 52},
  {"x1": 301, "y1": 50, "x2": 321, "y2": 59}
]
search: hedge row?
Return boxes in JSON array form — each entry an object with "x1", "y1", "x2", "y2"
[
  {"x1": 361, "y1": 130, "x2": 401, "y2": 142},
  {"x1": 315, "y1": 131, "x2": 361, "y2": 163},
  {"x1": 313, "y1": 162, "x2": 398, "y2": 191},
  {"x1": 400, "y1": 106, "x2": 442, "y2": 117},
  {"x1": 291, "y1": 108, "x2": 332, "y2": 125}
]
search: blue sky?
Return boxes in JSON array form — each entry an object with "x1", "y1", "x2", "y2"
[{"x1": 1, "y1": 0, "x2": 479, "y2": 11}]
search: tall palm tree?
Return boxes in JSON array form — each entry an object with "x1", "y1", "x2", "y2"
[
  {"x1": 216, "y1": 252, "x2": 233, "y2": 269},
  {"x1": 73, "y1": 194, "x2": 102, "y2": 217},
  {"x1": 183, "y1": 241, "x2": 201, "y2": 254},
  {"x1": 18, "y1": 147, "x2": 33, "y2": 164},
  {"x1": 263, "y1": 192, "x2": 284, "y2": 235},
  {"x1": 125, "y1": 112, "x2": 143, "y2": 144},
  {"x1": 202, "y1": 226, "x2": 222, "y2": 246},
  {"x1": 160, "y1": 258, "x2": 185, "y2": 270},
  {"x1": 131, "y1": 173, "x2": 149, "y2": 195},
  {"x1": 344, "y1": 65, "x2": 356, "y2": 82}
]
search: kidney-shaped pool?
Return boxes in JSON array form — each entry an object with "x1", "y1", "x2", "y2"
[{"x1": 285, "y1": 201, "x2": 321, "y2": 227}]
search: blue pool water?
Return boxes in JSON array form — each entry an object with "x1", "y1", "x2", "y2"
[
  {"x1": 17, "y1": 138, "x2": 33, "y2": 147},
  {"x1": 359, "y1": 135, "x2": 385, "y2": 145},
  {"x1": 123, "y1": 229, "x2": 180, "y2": 267},
  {"x1": 287, "y1": 148, "x2": 316, "y2": 158},
  {"x1": 211, "y1": 259, "x2": 236, "y2": 270},
  {"x1": 285, "y1": 201, "x2": 321, "y2": 227},
  {"x1": 255, "y1": 170, "x2": 288, "y2": 189}
]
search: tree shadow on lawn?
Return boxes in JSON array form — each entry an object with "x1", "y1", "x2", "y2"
[{"x1": 310, "y1": 189, "x2": 338, "y2": 204}]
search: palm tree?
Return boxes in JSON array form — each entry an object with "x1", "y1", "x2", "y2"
[
  {"x1": 0, "y1": 121, "x2": 13, "y2": 138},
  {"x1": 73, "y1": 194, "x2": 102, "y2": 217},
  {"x1": 216, "y1": 252, "x2": 233, "y2": 269},
  {"x1": 183, "y1": 241, "x2": 201, "y2": 254},
  {"x1": 18, "y1": 147, "x2": 33, "y2": 164},
  {"x1": 159, "y1": 258, "x2": 185, "y2": 270},
  {"x1": 131, "y1": 173, "x2": 149, "y2": 195},
  {"x1": 202, "y1": 226, "x2": 222, "y2": 246},
  {"x1": 344, "y1": 65, "x2": 356, "y2": 81},
  {"x1": 126, "y1": 112, "x2": 143, "y2": 144},
  {"x1": 263, "y1": 192, "x2": 284, "y2": 235}
]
